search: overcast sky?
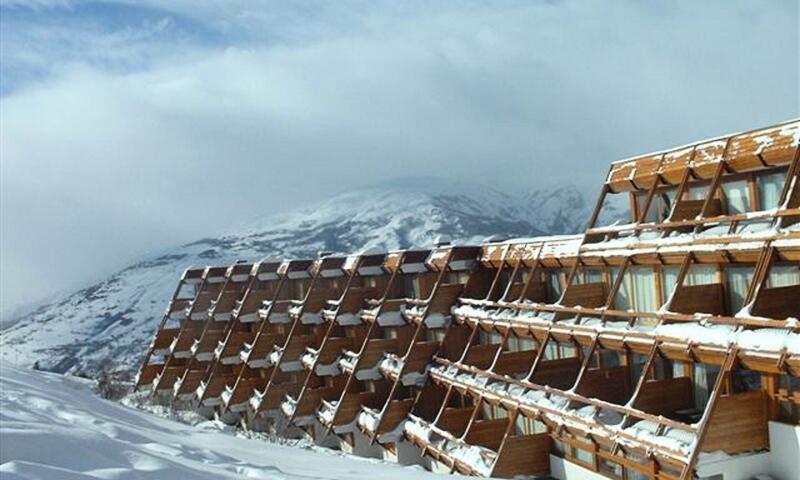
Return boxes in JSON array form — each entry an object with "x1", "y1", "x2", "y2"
[{"x1": 1, "y1": 0, "x2": 798, "y2": 318}]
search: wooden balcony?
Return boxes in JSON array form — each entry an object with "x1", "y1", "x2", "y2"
[
  {"x1": 217, "y1": 331, "x2": 256, "y2": 363},
  {"x1": 224, "y1": 376, "x2": 268, "y2": 412},
  {"x1": 316, "y1": 337, "x2": 352, "y2": 366},
  {"x1": 136, "y1": 363, "x2": 163, "y2": 388},
  {"x1": 198, "y1": 374, "x2": 237, "y2": 406},
  {"x1": 150, "y1": 328, "x2": 180, "y2": 355},
  {"x1": 257, "y1": 382, "x2": 300, "y2": 412},
  {"x1": 153, "y1": 366, "x2": 184, "y2": 392},
  {"x1": 170, "y1": 326, "x2": 205, "y2": 357},
  {"x1": 191, "y1": 329, "x2": 226, "y2": 361},
  {"x1": 174, "y1": 368, "x2": 205, "y2": 400},
  {"x1": 244, "y1": 332, "x2": 284, "y2": 365},
  {"x1": 359, "y1": 338, "x2": 398, "y2": 372},
  {"x1": 209, "y1": 290, "x2": 241, "y2": 321},
  {"x1": 167, "y1": 299, "x2": 192, "y2": 319},
  {"x1": 324, "y1": 391, "x2": 381, "y2": 428}
]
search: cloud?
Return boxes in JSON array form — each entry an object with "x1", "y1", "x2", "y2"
[{"x1": 1, "y1": 0, "x2": 798, "y2": 317}]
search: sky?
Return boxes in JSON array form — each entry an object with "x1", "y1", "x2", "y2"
[{"x1": 1, "y1": 0, "x2": 798, "y2": 319}]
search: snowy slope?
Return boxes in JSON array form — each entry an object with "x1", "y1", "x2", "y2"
[
  {"x1": 0, "y1": 362, "x2": 447, "y2": 480},
  {"x1": 0, "y1": 179, "x2": 616, "y2": 374}
]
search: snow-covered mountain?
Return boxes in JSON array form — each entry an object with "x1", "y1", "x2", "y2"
[{"x1": 0, "y1": 179, "x2": 614, "y2": 374}]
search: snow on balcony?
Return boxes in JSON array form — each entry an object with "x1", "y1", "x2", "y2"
[
  {"x1": 357, "y1": 406, "x2": 381, "y2": 432},
  {"x1": 621, "y1": 420, "x2": 696, "y2": 456},
  {"x1": 318, "y1": 400, "x2": 338, "y2": 425}
]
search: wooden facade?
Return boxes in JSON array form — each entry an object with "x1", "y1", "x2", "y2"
[{"x1": 135, "y1": 120, "x2": 800, "y2": 479}]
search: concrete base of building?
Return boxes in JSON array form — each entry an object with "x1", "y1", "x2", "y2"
[
  {"x1": 380, "y1": 441, "x2": 428, "y2": 468},
  {"x1": 216, "y1": 409, "x2": 241, "y2": 426},
  {"x1": 338, "y1": 430, "x2": 385, "y2": 459}
]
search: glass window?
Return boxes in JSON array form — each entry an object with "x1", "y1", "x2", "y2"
[
  {"x1": 614, "y1": 267, "x2": 657, "y2": 313},
  {"x1": 726, "y1": 266, "x2": 754, "y2": 313},
  {"x1": 517, "y1": 337, "x2": 537, "y2": 352},
  {"x1": 548, "y1": 270, "x2": 563, "y2": 302},
  {"x1": 636, "y1": 191, "x2": 674, "y2": 223},
  {"x1": 685, "y1": 265, "x2": 717, "y2": 286},
  {"x1": 757, "y1": 171, "x2": 787, "y2": 211},
  {"x1": 721, "y1": 179, "x2": 751, "y2": 214},
  {"x1": 768, "y1": 265, "x2": 800, "y2": 288},
  {"x1": 573, "y1": 446, "x2": 594, "y2": 465},
  {"x1": 661, "y1": 266, "x2": 680, "y2": 303},
  {"x1": 687, "y1": 183, "x2": 710, "y2": 201}
]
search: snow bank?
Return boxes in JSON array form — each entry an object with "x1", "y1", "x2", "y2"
[{"x1": 0, "y1": 362, "x2": 440, "y2": 479}]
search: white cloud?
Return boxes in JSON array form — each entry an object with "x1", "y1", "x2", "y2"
[{"x1": 1, "y1": 0, "x2": 798, "y2": 316}]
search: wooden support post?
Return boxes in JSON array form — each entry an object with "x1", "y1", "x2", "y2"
[{"x1": 679, "y1": 347, "x2": 739, "y2": 480}]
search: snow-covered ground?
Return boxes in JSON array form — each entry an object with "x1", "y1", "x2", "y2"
[{"x1": 0, "y1": 362, "x2": 447, "y2": 479}]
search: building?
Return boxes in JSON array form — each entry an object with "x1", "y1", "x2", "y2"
[{"x1": 136, "y1": 119, "x2": 800, "y2": 480}]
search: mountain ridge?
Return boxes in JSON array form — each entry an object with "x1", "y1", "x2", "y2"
[{"x1": 0, "y1": 180, "x2": 615, "y2": 374}]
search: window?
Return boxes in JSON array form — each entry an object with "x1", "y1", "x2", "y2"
[
  {"x1": 721, "y1": 179, "x2": 751, "y2": 214},
  {"x1": 757, "y1": 171, "x2": 786, "y2": 211},
  {"x1": 614, "y1": 267, "x2": 658, "y2": 313},
  {"x1": 637, "y1": 190, "x2": 675, "y2": 223},
  {"x1": 693, "y1": 363, "x2": 721, "y2": 409},
  {"x1": 548, "y1": 270, "x2": 564, "y2": 302},
  {"x1": 687, "y1": 183, "x2": 710, "y2": 201},
  {"x1": 726, "y1": 266, "x2": 754, "y2": 313},
  {"x1": 685, "y1": 265, "x2": 718, "y2": 286},
  {"x1": 402, "y1": 276, "x2": 419, "y2": 297},
  {"x1": 598, "y1": 458, "x2": 623, "y2": 478},
  {"x1": 661, "y1": 266, "x2": 680, "y2": 303},
  {"x1": 767, "y1": 265, "x2": 800, "y2": 288},
  {"x1": 573, "y1": 445, "x2": 594, "y2": 465}
]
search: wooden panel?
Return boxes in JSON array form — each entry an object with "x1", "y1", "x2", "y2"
[
  {"x1": 670, "y1": 199, "x2": 722, "y2": 221},
  {"x1": 429, "y1": 284, "x2": 464, "y2": 313},
  {"x1": 318, "y1": 337, "x2": 353, "y2": 363},
  {"x1": 405, "y1": 341, "x2": 440, "y2": 372},
  {"x1": 523, "y1": 281, "x2": 547, "y2": 302},
  {"x1": 378, "y1": 399, "x2": 414, "y2": 434},
  {"x1": 532, "y1": 358, "x2": 582, "y2": 390},
  {"x1": 296, "y1": 385, "x2": 340, "y2": 416},
  {"x1": 248, "y1": 333, "x2": 284, "y2": 358},
  {"x1": 283, "y1": 334, "x2": 313, "y2": 358},
  {"x1": 494, "y1": 351, "x2": 536, "y2": 376},
  {"x1": 137, "y1": 364, "x2": 162, "y2": 386},
  {"x1": 660, "y1": 147, "x2": 694, "y2": 184},
  {"x1": 633, "y1": 377, "x2": 693, "y2": 416},
  {"x1": 439, "y1": 325, "x2": 472, "y2": 362},
  {"x1": 560, "y1": 282, "x2": 607, "y2": 308},
  {"x1": 338, "y1": 287, "x2": 382, "y2": 312},
  {"x1": 465, "y1": 344, "x2": 500, "y2": 370},
  {"x1": 437, "y1": 407, "x2": 473, "y2": 437},
  {"x1": 607, "y1": 160, "x2": 638, "y2": 193},
  {"x1": 336, "y1": 392, "x2": 380, "y2": 424},
  {"x1": 703, "y1": 391, "x2": 769, "y2": 454},
  {"x1": 751, "y1": 285, "x2": 800, "y2": 319},
  {"x1": 465, "y1": 419, "x2": 507, "y2": 450},
  {"x1": 669, "y1": 283, "x2": 726, "y2": 316},
  {"x1": 152, "y1": 328, "x2": 181, "y2": 350},
  {"x1": 302, "y1": 288, "x2": 345, "y2": 313},
  {"x1": 492, "y1": 433, "x2": 551, "y2": 478},
  {"x1": 360, "y1": 339, "x2": 398, "y2": 367},
  {"x1": 577, "y1": 366, "x2": 631, "y2": 405}
]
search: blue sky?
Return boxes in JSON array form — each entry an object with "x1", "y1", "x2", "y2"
[{"x1": 1, "y1": 0, "x2": 798, "y2": 316}]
